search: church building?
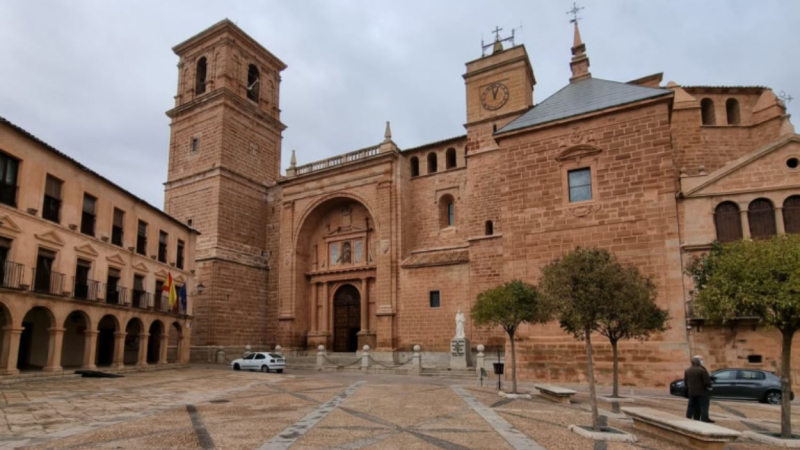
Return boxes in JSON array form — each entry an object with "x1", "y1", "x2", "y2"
[{"x1": 166, "y1": 19, "x2": 798, "y2": 386}]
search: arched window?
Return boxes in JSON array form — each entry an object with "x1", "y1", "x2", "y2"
[
  {"x1": 247, "y1": 64, "x2": 260, "y2": 102},
  {"x1": 410, "y1": 157, "x2": 419, "y2": 177},
  {"x1": 446, "y1": 148, "x2": 457, "y2": 170},
  {"x1": 701, "y1": 98, "x2": 716, "y2": 125},
  {"x1": 748, "y1": 198, "x2": 777, "y2": 239},
  {"x1": 439, "y1": 194, "x2": 454, "y2": 228},
  {"x1": 726, "y1": 98, "x2": 740, "y2": 125},
  {"x1": 427, "y1": 152, "x2": 438, "y2": 174},
  {"x1": 714, "y1": 201, "x2": 742, "y2": 243},
  {"x1": 783, "y1": 196, "x2": 800, "y2": 234},
  {"x1": 485, "y1": 220, "x2": 494, "y2": 236},
  {"x1": 195, "y1": 57, "x2": 207, "y2": 95}
]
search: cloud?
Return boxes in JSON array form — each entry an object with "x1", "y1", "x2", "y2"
[{"x1": 0, "y1": 0, "x2": 796, "y2": 207}]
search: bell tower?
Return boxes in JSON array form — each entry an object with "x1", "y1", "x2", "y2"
[{"x1": 163, "y1": 20, "x2": 287, "y2": 348}]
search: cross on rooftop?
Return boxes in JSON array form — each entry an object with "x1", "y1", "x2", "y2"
[
  {"x1": 492, "y1": 26, "x2": 503, "y2": 41},
  {"x1": 567, "y1": 2, "x2": 584, "y2": 24}
]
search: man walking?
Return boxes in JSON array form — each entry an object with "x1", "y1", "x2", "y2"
[{"x1": 684, "y1": 356, "x2": 714, "y2": 423}]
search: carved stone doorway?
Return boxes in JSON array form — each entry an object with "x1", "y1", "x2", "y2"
[{"x1": 333, "y1": 284, "x2": 360, "y2": 352}]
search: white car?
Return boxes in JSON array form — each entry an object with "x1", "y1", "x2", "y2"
[{"x1": 231, "y1": 352, "x2": 286, "y2": 373}]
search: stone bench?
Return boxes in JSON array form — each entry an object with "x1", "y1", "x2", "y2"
[
  {"x1": 533, "y1": 384, "x2": 577, "y2": 404},
  {"x1": 621, "y1": 407, "x2": 740, "y2": 450}
]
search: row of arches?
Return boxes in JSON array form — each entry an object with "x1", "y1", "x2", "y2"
[
  {"x1": 701, "y1": 97, "x2": 740, "y2": 126},
  {"x1": 0, "y1": 303, "x2": 183, "y2": 373},
  {"x1": 194, "y1": 57, "x2": 261, "y2": 102},
  {"x1": 410, "y1": 148, "x2": 458, "y2": 177},
  {"x1": 714, "y1": 196, "x2": 800, "y2": 242}
]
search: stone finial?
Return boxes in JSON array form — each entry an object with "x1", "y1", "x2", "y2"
[
  {"x1": 286, "y1": 150, "x2": 297, "y2": 177},
  {"x1": 290, "y1": 149, "x2": 297, "y2": 167},
  {"x1": 362, "y1": 345, "x2": 370, "y2": 352},
  {"x1": 413, "y1": 345, "x2": 421, "y2": 353},
  {"x1": 275, "y1": 345, "x2": 282, "y2": 354},
  {"x1": 384, "y1": 121, "x2": 392, "y2": 143},
  {"x1": 698, "y1": 165, "x2": 707, "y2": 176},
  {"x1": 317, "y1": 345, "x2": 325, "y2": 352},
  {"x1": 477, "y1": 344, "x2": 485, "y2": 354},
  {"x1": 679, "y1": 167, "x2": 687, "y2": 178},
  {"x1": 569, "y1": 21, "x2": 591, "y2": 83}
]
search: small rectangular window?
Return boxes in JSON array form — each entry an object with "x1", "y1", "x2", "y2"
[
  {"x1": 106, "y1": 268, "x2": 121, "y2": 304},
  {"x1": 354, "y1": 240, "x2": 363, "y2": 263},
  {"x1": 81, "y1": 194, "x2": 96, "y2": 236},
  {"x1": 187, "y1": 218, "x2": 193, "y2": 227},
  {"x1": 568, "y1": 168, "x2": 592, "y2": 202},
  {"x1": 430, "y1": 291, "x2": 441, "y2": 308},
  {"x1": 448, "y1": 203, "x2": 455, "y2": 227},
  {"x1": 136, "y1": 220, "x2": 148, "y2": 255},
  {"x1": 191, "y1": 137, "x2": 199, "y2": 153},
  {"x1": 0, "y1": 152, "x2": 19, "y2": 207},
  {"x1": 330, "y1": 243, "x2": 339, "y2": 266},
  {"x1": 42, "y1": 175, "x2": 62, "y2": 223},
  {"x1": 158, "y1": 231, "x2": 168, "y2": 263},
  {"x1": 747, "y1": 354, "x2": 763, "y2": 364},
  {"x1": 176, "y1": 239, "x2": 185, "y2": 269},
  {"x1": 112, "y1": 208, "x2": 124, "y2": 246}
]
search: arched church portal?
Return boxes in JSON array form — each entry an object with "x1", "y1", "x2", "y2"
[{"x1": 333, "y1": 284, "x2": 361, "y2": 352}]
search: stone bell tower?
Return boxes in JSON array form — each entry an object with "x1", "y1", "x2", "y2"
[{"x1": 163, "y1": 20, "x2": 286, "y2": 350}]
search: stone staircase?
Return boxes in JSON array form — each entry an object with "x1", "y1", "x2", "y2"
[{"x1": 284, "y1": 353, "x2": 477, "y2": 379}]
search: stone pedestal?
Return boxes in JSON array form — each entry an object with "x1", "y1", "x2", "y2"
[
  {"x1": 357, "y1": 331, "x2": 376, "y2": 351},
  {"x1": 449, "y1": 338, "x2": 471, "y2": 369}
]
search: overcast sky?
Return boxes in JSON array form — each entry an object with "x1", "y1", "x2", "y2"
[{"x1": 0, "y1": 1, "x2": 797, "y2": 208}]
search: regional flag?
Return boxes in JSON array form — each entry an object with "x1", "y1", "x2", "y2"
[
  {"x1": 178, "y1": 284, "x2": 187, "y2": 312},
  {"x1": 163, "y1": 273, "x2": 178, "y2": 309}
]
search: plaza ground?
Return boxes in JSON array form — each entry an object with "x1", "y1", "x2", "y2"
[{"x1": 0, "y1": 367, "x2": 796, "y2": 449}]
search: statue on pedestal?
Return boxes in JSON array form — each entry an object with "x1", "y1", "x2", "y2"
[{"x1": 455, "y1": 310, "x2": 466, "y2": 339}]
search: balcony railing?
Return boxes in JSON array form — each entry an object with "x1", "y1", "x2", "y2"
[
  {"x1": 0, "y1": 260, "x2": 24, "y2": 289},
  {"x1": 0, "y1": 184, "x2": 17, "y2": 207},
  {"x1": 73, "y1": 278, "x2": 100, "y2": 301},
  {"x1": 132, "y1": 290, "x2": 151, "y2": 309},
  {"x1": 293, "y1": 145, "x2": 380, "y2": 176},
  {"x1": 105, "y1": 284, "x2": 128, "y2": 305},
  {"x1": 32, "y1": 268, "x2": 66, "y2": 296}
]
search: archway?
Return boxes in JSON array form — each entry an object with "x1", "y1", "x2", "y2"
[
  {"x1": 147, "y1": 321, "x2": 163, "y2": 364},
  {"x1": 167, "y1": 323, "x2": 182, "y2": 363},
  {"x1": 333, "y1": 284, "x2": 361, "y2": 352},
  {"x1": 96, "y1": 315, "x2": 118, "y2": 367},
  {"x1": 124, "y1": 318, "x2": 144, "y2": 366},
  {"x1": 18, "y1": 306, "x2": 54, "y2": 371},
  {"x1": 61, "y1": 311, "x2": 89, "y2": 368}
]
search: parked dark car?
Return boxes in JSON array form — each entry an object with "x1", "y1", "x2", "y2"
[{"x1": 670, "y1": 368, "x2": 793, "y2": 404}]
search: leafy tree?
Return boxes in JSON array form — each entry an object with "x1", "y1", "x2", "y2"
[
  {"x1": 472, "y1": 280, "x2": 553, "y2": 394},
  {"x1": 540, "y1": 247, "x2": 651, "y2": 430},
  {"x1": 597, "y1": 266, "x2": 670, "y2": 398},
  {"x1": 689, "y1": 235, "x2": 800, "y2": 439}
]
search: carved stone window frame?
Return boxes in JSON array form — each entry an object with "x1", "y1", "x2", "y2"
[{"x1": 556, "y1": 144, "x2": 601, "y2": 207}]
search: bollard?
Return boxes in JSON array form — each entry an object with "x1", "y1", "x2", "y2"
[
  {"x1": 361, "y1": 345, "x2": 370, "y2": 371},
  {"x1": 275, "y1": 344, "x2": 282, "y2": 356},
  {"x1": 316, "y1": 345, "x2": 325, "y2": 371},
  {"x1": 244, "y1": 344, "x2": 252, "y2": 358},
  {"x1": 476, "y1": 344, "x2": 485, "y2": 378},
  {"x1": 412, "y1": 345, "x2": 422, "y2": 374}
]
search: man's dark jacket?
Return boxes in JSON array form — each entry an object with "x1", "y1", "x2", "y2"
[{"x1": 684, "y1": 366, "x2": 712, "y2": 397}]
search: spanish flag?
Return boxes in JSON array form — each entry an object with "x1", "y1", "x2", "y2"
[{"x1": 163, "y1": 273, "x2": 178, "y2": 310}]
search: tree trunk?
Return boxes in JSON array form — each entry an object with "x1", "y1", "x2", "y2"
[
  {"x1": 781, "y1": 329, "x2": 794, "y2": 439},
  {"x1": 611, "y1": 339, "x2": 619, "y2": 398},
  {"x1": 585, "y1": 327, "x2": 600, "y2": 431},
  {"x1": 510, "y1": 330, "x2": 518, "y2": 394}
]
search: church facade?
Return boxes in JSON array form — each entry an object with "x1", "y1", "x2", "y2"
[{"x1": 166, "y1": 20, "x2": 799, "y2": 386}]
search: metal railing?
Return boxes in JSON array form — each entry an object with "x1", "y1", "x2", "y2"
[
  {"x1": 132, "y1": 290, "x2": 151, "y2": 309},
  {"x1": 0, "y1": 260, "x2": 24, "y2": 289},
  {"x1": 73, "y1": 278, "x2": 100, "y2": 301},
  {"x1": 294, "y1": 145, "x2": 380, "y2": 176},
  {"x1": 105, "y1": 284, "x2": 128, "y2": 305},
  {"x1": 32, "y1": 268, "x2": 66, "y2": 296}
]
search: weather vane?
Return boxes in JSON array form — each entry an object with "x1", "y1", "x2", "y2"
[
  {"x1": 567, "y1": 2, "x2": 584, "y2": 24},
  {"x1": 779, "y1": 91, "x2": 794, "y2": 104},
  {"x1": 481, "y1": 25, "x2": 521, "y2": 57}
]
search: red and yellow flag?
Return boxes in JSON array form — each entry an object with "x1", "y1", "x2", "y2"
[{"x1": 163, "y1": 273, "x2": 178, "y2": 309}]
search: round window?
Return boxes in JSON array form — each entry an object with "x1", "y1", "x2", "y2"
[{"x1": 787, "y1": 157, "x2": 800, "y2": 170}]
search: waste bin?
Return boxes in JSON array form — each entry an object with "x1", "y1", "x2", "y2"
[{"x1": 493, "y1": 362, "x2": 505, "y2": 375}]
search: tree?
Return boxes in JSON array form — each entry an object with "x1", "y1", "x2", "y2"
[
  {"x1": 688, "y1": 235, "x2": 800, "y2": 439},
  {"x1": 472, "y1": 280, "x2": 553, "y2": 394},
  {"x1": 597, "y1": 266, "x2": 670, "y2": 398},
  {"x1": 540, "y1": 247, "x2": 641, "y2": 431}
]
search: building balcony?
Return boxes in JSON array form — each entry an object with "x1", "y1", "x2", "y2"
[
  {"x1": 73, "y1": 278, "x2": 100, "y2": 301},
  {"x1": 104, "y1": 285, "x2": 128, "y2": 306},
  {"x1": 0, "y1": 260, "x2": 25, "y2": 289},
  {"x1": 132, "y1": 290, "x2": 151, "y2": 309},
  {"x1": 32, "y1": 268, "x2": 66, "y2": 296}
]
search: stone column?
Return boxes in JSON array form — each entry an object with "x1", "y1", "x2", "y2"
[
  {"x1": 0, "y1": 327, "x2": 23, "y2": 376},
  {"x1": 82, "y1": 330, "x2": 98, "y2": 370},
  {"x1": 112, "y1": 332, "x2": 126, "y2": 369},
  {"x1": 310, "y1": 282, "x2": 318, "y2": 333},
  {"x1": 177, "y1": 336, "x2": 187, "y2": 364},
  {"x1": 375, "y1": 180, "x2": 396, "y2": 351},
  {"x1": 43, "y1": 327, "x2": 65, "y2": 372},
  {"x1": 136, "y1": 333, "x2": 150, "y2": 367},
  {"x1": 776, "y1": 207, "x2": 786, "y2": 235},
  {"x1": 321, "y1": 282, "x2": 329, "y2": 333},
  {"x1": 740, "y1": 210, "x2": 751, "y2": 239},
  {"x1": 360, "y1": 278, "x2": 368, "y2": 332},
  {"x1": 159, "y1": 334, "x2": 169, "y2": 364}
]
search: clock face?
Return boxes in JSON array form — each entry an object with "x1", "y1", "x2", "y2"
[{"x1": 481, "y1": 82, "x2": 510, "y2": 111}]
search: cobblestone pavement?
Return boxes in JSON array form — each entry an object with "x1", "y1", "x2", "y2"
[{"x1": 0, "y1": 367, "x2": 797, "y2": 449}]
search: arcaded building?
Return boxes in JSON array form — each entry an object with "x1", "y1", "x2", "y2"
[
  {"x1": 0, "y1": 118, "x2": 197, "y2": 375},
  {"x1": 168, "y1": 20, "x2": 798, "y2": 386}
]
